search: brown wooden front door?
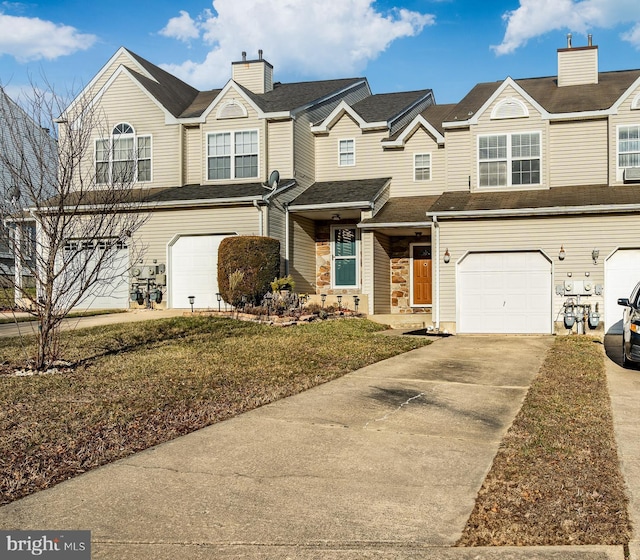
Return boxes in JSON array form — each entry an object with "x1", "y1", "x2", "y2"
[{"x1": 412, "y1": 245, "x2": 432, "y2": 305}]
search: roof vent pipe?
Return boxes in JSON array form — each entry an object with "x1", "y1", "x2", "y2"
[
  {"x1": 258, "y1": 49, "x2": 263, "y2": 60},
  {"x1": 242, "y1": 51, "x2": 246, "y2": 61},
  {"x1": 588, "y1": 34, "x2": 593, "y2": 46},
  {"x1": 567, "y1": 33, "x2": 572, "y2": 48}
]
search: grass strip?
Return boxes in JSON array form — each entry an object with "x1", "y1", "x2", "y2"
[
  {"x1": 458, "y1": 336, "x2": 631, "y2": 546},
  {"x1": 0, "y1": 316, "x2": 429, "y2": 505}
]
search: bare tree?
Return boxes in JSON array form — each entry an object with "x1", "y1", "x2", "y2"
[{"x1": 0, "y1": 82, "x2": 149, "y2": 370}]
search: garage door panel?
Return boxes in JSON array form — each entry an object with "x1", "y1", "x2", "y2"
[
  {"x1": 605, "y1": 249, "x2": 640, "y2": 334},
  {"x1": 169, "y1": 235, "x2": 230, "y2": 309},
  {"x1": 458, "y1": 251, "x2": 551, "y2": 334}
]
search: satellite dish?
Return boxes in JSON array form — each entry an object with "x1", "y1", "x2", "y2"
[{"x1": 267, "y1": 170, "x2": 279, "y2": 190}]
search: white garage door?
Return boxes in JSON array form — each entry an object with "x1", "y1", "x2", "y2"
[
  {"x1": 605, "y1": 249, "x2": 640, "y2": 334},
  {"x1": 71, "y1": 244, "x2": 129, "y2": 310},
  {"x1": 458, "y1": 251, "x2": 552, "y2": 334},
  {"x1": 169, "y1": 234, "x2": 231, "y2": 309}
]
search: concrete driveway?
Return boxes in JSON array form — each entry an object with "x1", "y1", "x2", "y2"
[{"x1": 0, "y1": 335, "x2": 555, "y2": 559}]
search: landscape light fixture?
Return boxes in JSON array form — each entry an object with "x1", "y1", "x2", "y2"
[
  {"x1": 264, "y1": 292, "x2": 273, "y2": 318},
  {"x1": 216, "y1": 292, "x2": 222, "y2": 312},
  {"x1": 353, "y1": 295, "x2": 360, "y2": 313},
  {"x1": 321, "y1": 293, "x2": 327, "y2": 307},
  {"x1": 443, "y1": 248, "x2": 451, "y2": 264},
  {"x1": 337, "y1": 295, "x2": 342, "y2": 311},
  {"x1": 188, "y1": 295, "x2": 195, "y2": 312},
  {"x1": 559, "y1": 246, "x2": 566, "y2": 261}
]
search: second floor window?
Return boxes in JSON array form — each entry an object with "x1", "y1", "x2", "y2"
[
  {"x1": 478, "y1": 132, "x2": 540, "y2": 188},
  {"x1": 96, "y1": 123, "x2": 151, "y2": 185},
  {"x1": 414, "y1": 153, "x2": 431, "y2": 181},
  {"x1": 618, "y1": 125, "x2": 640, "y2": 168},
  {"x1": 339, "y1": 139, "x2": 355, "y2": 166},
  {"x1": 207, "y1": 130, "x2": 258, "y2": 180}
]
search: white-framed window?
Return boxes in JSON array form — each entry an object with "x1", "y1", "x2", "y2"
[
  {"x1": 339, "y1": 139, "x2": 355, "y2": 166},
  {"x1": 207, "y1": 130, "x2": 259, "y2": 180},
  {"x1": 618, "y1": 125, "x2": 640, "y2": 169},
  {"x1": 478, "y1": 132, "x2": 540, "y2": 188},
  {"x1": 95, "y1": 123, "x2": 151, "y2": 185},
  {"x1": 414, "y1": 153, "x2": 431, "y2": 181},
  {"x1": 332, "y1": 225, "x2": 358, "y2": 288}
]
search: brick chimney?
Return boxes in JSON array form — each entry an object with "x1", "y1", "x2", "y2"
[
  {"x1": 231, "y1": 50, "x2": 274, "y2": 94},
  {"x1": 557, "y1": 34, "x2": 598, "y2": 87}
]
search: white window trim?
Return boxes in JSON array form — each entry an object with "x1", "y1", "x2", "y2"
[
  {"x1": 95, "y1": 123, "x2": 152, "y2": 185},
  {"x1": 338, "y1": 138, "x2": 355, "y2": 167},
  {"x1": 331, "y1": 225, "x2": 359, "y2": 289},
  {"x1": 490, "y1": 97, "x2": 529, "y2": 120},
  {"x1": 206, "y1": 129, "x2": 260, "y2": 181},
  {"x1": 413, "y1": 152, "x2": 432, "y2": 182},
  {"x1": 632, "y1": 94, "x2": 640, "y2": 110},
  {"x1": 477, "y1": 130, "x2": 542, "y2": 189},
  {"x1": 616, "y1": 123, "x2": 640, "y2": 181},
  {"x1": 409, "y1": 242, "x2": 432, "y2": 308}
]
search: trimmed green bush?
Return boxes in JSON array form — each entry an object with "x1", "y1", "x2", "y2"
[{"x1": 217, "y1": 236, "x2": 280, "y2": 305}]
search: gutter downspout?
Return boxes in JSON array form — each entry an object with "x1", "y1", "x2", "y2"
[
  {"x1": 253, "y1": 199, "x2": 264, "y2": 236},
  {"x1": 284, "y1": 202, "x2": 290, "y2": 275},
  {"x1": 432, "y1": 214, "x2": 440, "y2": 330}
]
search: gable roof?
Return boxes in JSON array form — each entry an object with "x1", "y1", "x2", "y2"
[
  {"x1": 350, "y1": 90, "x2": 432, "y2": 123},
  {"x1": 445, "y1": 68, "x2": 640, "y2": 124}
]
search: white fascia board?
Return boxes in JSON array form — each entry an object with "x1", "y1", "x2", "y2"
[
  {"x1": 358, "y1": 221, "x2": 432, "y2": 229},
  {"x1": 381, "y1": 115, "x2": 445, "y2": 147},
  {"x1": 62, "y1": 47, "x2": 155, "y2": 118},
  {"x1": 289, "y1": 201, "x2": 373, "y2": 212},
  {"x1": 609, "y1": 75, "x2": 640, "y2": 113},
  {"x1": 311, "y1": 100, "x2": 365, "y2": 133},
  {"x1": 427, "y1": 204, "x2": 640, "y2": 219},
  {"x1": 443, "y1": 77, "x2": 550, "y2": 129},
  {"x1": 197, "y1": 81, "x2": 283, "y2": 123}
]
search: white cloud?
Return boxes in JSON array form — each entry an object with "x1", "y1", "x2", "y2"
[
  {"x1": 159, "y1": 0, "x2": 434, "y2": 89},
  {"x1": 493, "y1": 0, "x2": 640, "y2": 55},
  {"x1": 0, "y1": 12, "x2": 96, "y2": 61},
  {"x1": 159, "y1": 10, "x2": 200, "y2": 42}
]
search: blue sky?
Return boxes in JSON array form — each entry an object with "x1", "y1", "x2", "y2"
[{"x1": 1, "y1": 0, "x2": 640, "y2": 105}]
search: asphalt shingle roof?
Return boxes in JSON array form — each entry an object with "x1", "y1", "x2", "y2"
[
  {"x1": 290, "y1": 178, "x2": 391, "y2": 207},
  {"x1": 361, "y1": 195, "x2": 442, "y2": 224},
  {"x1": 350, "y1": 90, "x2": 432, "y2": 123}
]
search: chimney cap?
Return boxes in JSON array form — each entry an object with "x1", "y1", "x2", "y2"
[
  {"x1": 258, "y1": 49, "x2": 263, "y2": 60},
  {"x1": 567, "y1": 33, "x2": 572, "y2": 48}
]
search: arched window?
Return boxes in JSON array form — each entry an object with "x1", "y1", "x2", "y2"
[{"x1": 95, "y1": 123, "x2": 151, "y2": 184}]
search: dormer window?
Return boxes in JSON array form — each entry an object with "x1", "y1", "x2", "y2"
[
  {"x1": 339, "y1": 139, "x2": 355, "y2": 166},
  {"x1": 95, "y1": 123, "x2": 151, "y2": 185}
]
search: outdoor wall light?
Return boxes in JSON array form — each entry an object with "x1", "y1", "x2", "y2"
[
  {"x1": 321, "y1": 293, "x2": 327, "y2": 307},
  {"x1": 592, "y1": 248, "x2": 600, "y2": 264},
  {"x1": 188, "y1": 295, "x2": 195, "y2": 312},
  {"x1": 331, "y1": 214, "x2": 341, "y2": 221},
  {"x1": 559, "y1": 246, "x2": 566, "y2": 261},
  {"x1": 443, "y1": 248, "x2": 451, "y2": 264}
]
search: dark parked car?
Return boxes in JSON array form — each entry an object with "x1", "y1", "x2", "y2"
[{"x1": 618, "y1": 281, "x2": 640, "y2": 367}]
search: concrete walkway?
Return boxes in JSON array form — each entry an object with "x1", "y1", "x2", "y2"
[{"x1": 0, "y1": 333, "x2": 628, "y2": 559}]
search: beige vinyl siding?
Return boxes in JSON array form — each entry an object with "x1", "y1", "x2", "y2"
[
  {"x1": 557, "y1": 48, "x2": 598, "y2": 87},
  {"x1": 266, "y1": 120, "x2": 293, "y2": 178},
  {"x1": 437, "y1": 213, "x2": 640, "y2": 329},
  {"x1": 88, "y1": 72, "x2": 180, "y2": 189},
  {"x1": 373, "y1": 232, "x2": 391, "y2": 313},
  {"x1": 202, "y1": 89, "x2": 267, "y2": 183},
  {"x1": 289, "y1": 215, "x2": 316, "y2": 292},
  {"x1": 471, "y1": 86, "x2": 548, "y2": 191},
  {"x1": 184, "y1": 126, "x2": 202, "y2": 185},
  {"x1": 609, "y1": 82, "x2": 640, "y2": 184},
  {"x1": 232, "y1": 61, "x2": 272, "y2": 94},
  {"x1": 294, "y1": 82, "x2": 370, "y2": 187},
  {"x1": 390, "y1": 128, "x2": 446, "y2": 197},
  {"x1": 443, "y1": 128, "x2": 472, "y2": 192},
  {"x1": 135, "y1": 205, "x2": 261, "y2": 266},
  {"x1": 549, "y1": 119, "x2": 607, "y2": 187},
  {"x1": 78, "y1": 51, "x2": 139, "y2": 108}
]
